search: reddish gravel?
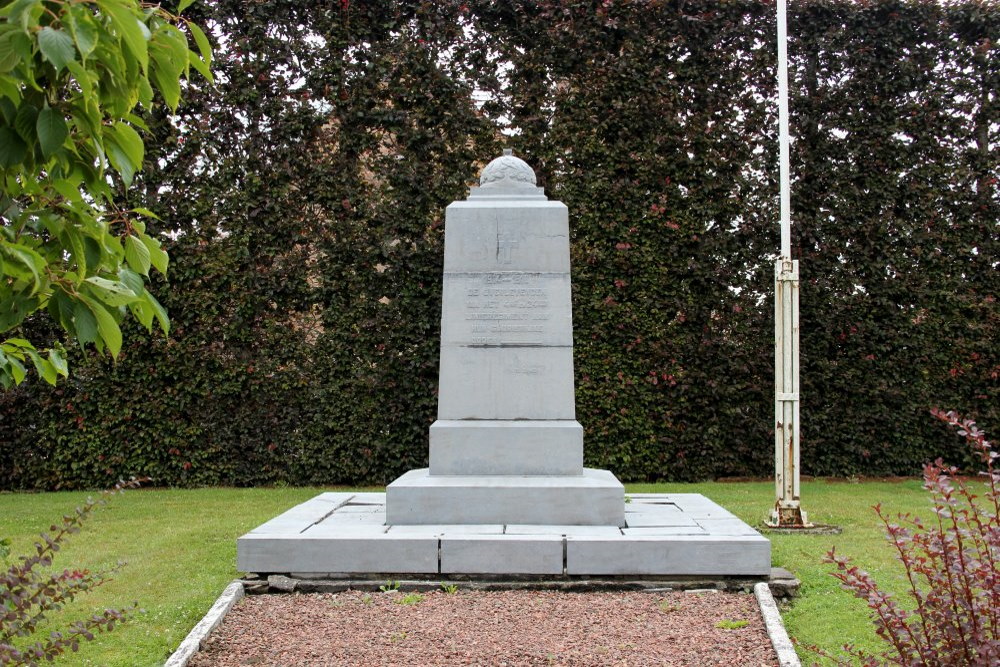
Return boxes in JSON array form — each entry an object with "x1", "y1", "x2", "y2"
[{"x1": 190, "y1": 589, "x2": 779, "y2": 666}]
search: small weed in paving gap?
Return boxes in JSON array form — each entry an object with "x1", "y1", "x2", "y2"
[
  {"x1": 379, "y1": 580, "x2": 400, "y2": 593},
  {"x1": 396, "y1": 593, "x2": 425, "y2": 605},
  {"x1": 440, "y1": 583, "x2": 459, "y2": 595},
  {"x1": 624, "y1": 495, "x2": 632, "y2": 504},
  {"x1": 389, "y1": 631, "x2": 407, "y2": 643},
  {"x1": 715, "y1": 619, "x2": 749, "y2": 630},
  {"x1": 657, "y1": 600, "x2": 680, "y2": 613},
  {"x1": 361, "y1": 594, "x2": 373, "y2": 605}
]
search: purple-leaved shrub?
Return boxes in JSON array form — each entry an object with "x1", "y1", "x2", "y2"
[
  {"x1": 823, "y1": 410, "x2": 999, "y2": 666},
  {"x1": 0, "y1": 480, "x2": 141, "y2": 666}
]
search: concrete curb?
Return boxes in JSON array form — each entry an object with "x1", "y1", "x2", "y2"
[
  {"x1": 754, "y1": 582, "x2": 800, "y2": 667},
  {"x1": 164, "y1": 580, "x2": 244, "y2": 667}
]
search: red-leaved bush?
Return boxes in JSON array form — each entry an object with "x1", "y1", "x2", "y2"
[
  {"x1": 0, "y1": 480, "x2": 141, "y2": 666},
  {"x1": 824, "y1": 410, "x2": 1000, "y2": 666}
]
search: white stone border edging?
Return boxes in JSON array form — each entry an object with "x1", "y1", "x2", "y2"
[
  {"x1": 164, "y1": 580, "x2": 244, "y2": 667},
  {"x1": 754, "y1": 582, "x2": 800, "y2": 667}
]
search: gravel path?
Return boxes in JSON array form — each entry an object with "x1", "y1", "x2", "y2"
[{"x1": 190, "y1": 589, "x2": 779, "y2": 666}]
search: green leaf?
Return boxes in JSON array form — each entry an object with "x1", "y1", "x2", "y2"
[
  {"x1": 52, "y1": 175, "x2": 83, "y2": 203},
  {"x1": 0, "y1": 30, "x2": 24, "y2": 73},
  {"x1": 124, "y1": 234, "x2": 150, "y2": 276},
  {"x1": 72, "y1": 299, "x2": 98, "y2": 345},
  {"x1": 128, "y1": 293, "x2": 153, "y2": 331},
  {"x1": 36, "y1": 106, "x2": 68, "y2": 157},
  {"x1": 83, "y1": 236, "x2": 103, "y2": 274},
  {"x1": 0, "y1": 97, "x2": 14, "y2": 124},
  {"x1": 178, "y1": 0, "x2": 196, "y2": 13},
  {"x1": 98, "y1": 0, "x2": 148, "y2": 72},
  {"x1": 137, "y1": 75, "x2": 153, "y2": 107},
  {"x1": 110, "y1": 122, "x2": 144, "y2": 170},
  {"x1": 140, "y1": 233, "x2": 168, "y2": 275},
  {"x1": 81, "y1": 295, "x2": 122, "y2": 358},
  {"x1": 130, "y1": 207, "x2": 160, "y2": 220},
  {"x1": 118, "y1": 266, "x2": 144, "y2": 294},
  {"x1": 143, "y1": 289, "x2": 168, "y2": 335},
  {"x1": 13, "y1": 102, "x2": 36, "y2": 143},
  {"x1": 37, "y1": 27, "x2": 76, "y2": 72},
  {"x1": 7, "y1": 354, "x2": 24, "y2": 384},
  {"x1": 26, "y1": 348, "x2": 56, "y2": 384},
  {"x1": 49, "y1": 287, "x2": 75, "y2": 331},
  {"x1": 188, "y1": 51, "x2": 213, "y2": 83},
  {"x1": 2, "y1": 241, "x2": 45, "y2": 293},
  {"x1": 65, "y1": 7, "x2": 99, "y2": 58},
  {"x1": 0, "y1": 74, "x2": 21, "y2": 104},
  {"x1": 0, "y1": 125, "x2": 27, "y2": 166},
  {"x1": 66, "y1": 61, "x2": 93, "y2": 99},
  {"x1": 149, "y1": 49, "x2": 181, "y2": 111},
  {"x1": 48, "y1": 346, "x2": 68, "y2": 377},
  {"x1": 84, "y1": 275, "x2": 139, "y2": 306},
  {"x1": 187, "y1": 21, "x2": 211, "y2": 65},
  {"x1": 3, "y1": 337, "x2": 31, "y2": 348},
  {"x1": 61, "y1": 224, "x2": 87, "y2": 278},
  {"x1": 104, "y1": 130, "x2": 136, "y2": 186}
]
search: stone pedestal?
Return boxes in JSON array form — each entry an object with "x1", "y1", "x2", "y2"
[
  {"x1": 237, "y1": 151, "x2": 770, "y2": 578},
  {"x1": 385, "y1": 151, "x2": 624, "y2": 527}
]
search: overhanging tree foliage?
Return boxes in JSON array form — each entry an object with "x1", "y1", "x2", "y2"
[
  {"x1": 0, "y1": 0, "x2": 995, "y2": 489},
  {"x1": 0, "y1": 0, "x2": 211, "y2": 387}
]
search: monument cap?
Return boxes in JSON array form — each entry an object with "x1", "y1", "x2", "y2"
[{"x1": 479, "y1": 149, "x2": 537, "y2": 189}]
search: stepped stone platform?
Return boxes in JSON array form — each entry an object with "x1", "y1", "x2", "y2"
[{"x1": 237, "y1": 491, "x2": 771, "y2": 577}]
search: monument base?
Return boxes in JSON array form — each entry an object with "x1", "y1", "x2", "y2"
[
  {"x1": 386, "y1": 468, "x2": 624, "y2": 526},
  {"x1": 237, "y1": 492, "x2": 771, "y2": 577}
]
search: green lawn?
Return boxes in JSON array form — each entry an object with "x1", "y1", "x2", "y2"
[{"x1": 0, "y1": 480, "x2": 932, "y2": 666}]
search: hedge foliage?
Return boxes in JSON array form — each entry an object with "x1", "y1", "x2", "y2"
[{"x1": 1, "y1": 0, "x2": 996, "y2": 489}]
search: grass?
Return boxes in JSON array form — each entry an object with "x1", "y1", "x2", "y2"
[{"x1": 0, "y1": 480, "x2": 934, "y2": 665}]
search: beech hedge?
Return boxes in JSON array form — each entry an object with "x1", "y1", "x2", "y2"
[{"x1": 0, "y1": 0, "x2": 996, "y2": 489}]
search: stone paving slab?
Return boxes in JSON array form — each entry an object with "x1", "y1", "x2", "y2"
[{"x1": 237, "y1": 492, "x2": 770, "y2": 577}]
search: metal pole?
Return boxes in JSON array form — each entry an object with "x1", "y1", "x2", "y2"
[
  {"x1": 769, "y1": 0, "x2": 810, "y2": 528},
  {"x1": 777, "y1": 0, "x2": 791, "y2": 260}
]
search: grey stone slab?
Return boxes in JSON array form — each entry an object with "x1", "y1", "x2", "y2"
[
  {"x1": 246, "y1": 498, "x2": 347, "y2": 534},
  {"x1": 342, "y1": 492, "x2": 387, "y2": 504},
  {"x1": 695, "y1": 518, "x2": 765, "y2": 536},
  {"x1": 387, "y1": 524, "x2": 503, "y2": 536},
  {"x1": 682, "y1": 506, "x2": 739, "y2": 520},
  {"x1": 385, "y1": 468, "x2": 624, "y2": 526},
  {"x1": 237, "y1": 533, "x2": 438, "y2": 574},
  {"x1": 312, "y1": 492, "x2": 356, "y2": 504},
  {"x1": 566, "y1": 534, "x2": 771, "y2": 576},
  {"x1": 621, "y1": 526, "x2": 709, "y2": 536},
  {"x1": 239, "y1": 492, "x2": 771, "y2": 577},
  {"x1": 625, "y1": 503, "x2": 685, "y2": 515},
  {"x1": 314, "y1": 511, "x2": 386, "y2": 526},
  {"x1": 443, "y1": 200, "x2": 569, "y2": 274},
  {"x1": 440, "y1": 272, "x2": 573, "y2": 348},
  {"x1": 505, "y1": 525, "x2": 622, "y2": 537},
  {"x1": 335, "y1": 504, "x2": 384, "y2": 513},
  {"x1": 437, "y1": 345, "x2": 576, "y2": 420},
  {"x1": 624, "y1": 513, "x2": 700, "y2": 528},
  {"x1": 429, "y1": 420, "x2": 583, "y2": 476},
  {"x1": 303, "y1": 523, "x2": 389, "y2": 536},
  {"x1": 441, "y1": 535, "x2": 563, "y2": 575}
]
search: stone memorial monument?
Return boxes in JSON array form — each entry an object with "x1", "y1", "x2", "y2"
[
  {"x1": 385, "y1": 150, "x2": 624, "y2": 527},
  {"x1": 237, "y1": 152, "x2": 770, "y2": 579}
]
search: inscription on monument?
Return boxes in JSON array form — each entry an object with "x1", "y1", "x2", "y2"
[{"x1": 462, "y1": 272, "x2": 550, "y2": 346}]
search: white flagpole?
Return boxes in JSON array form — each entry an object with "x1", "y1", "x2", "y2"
[{"x1": 769, "y1": 0, "x2": 810, "y2": 528}]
